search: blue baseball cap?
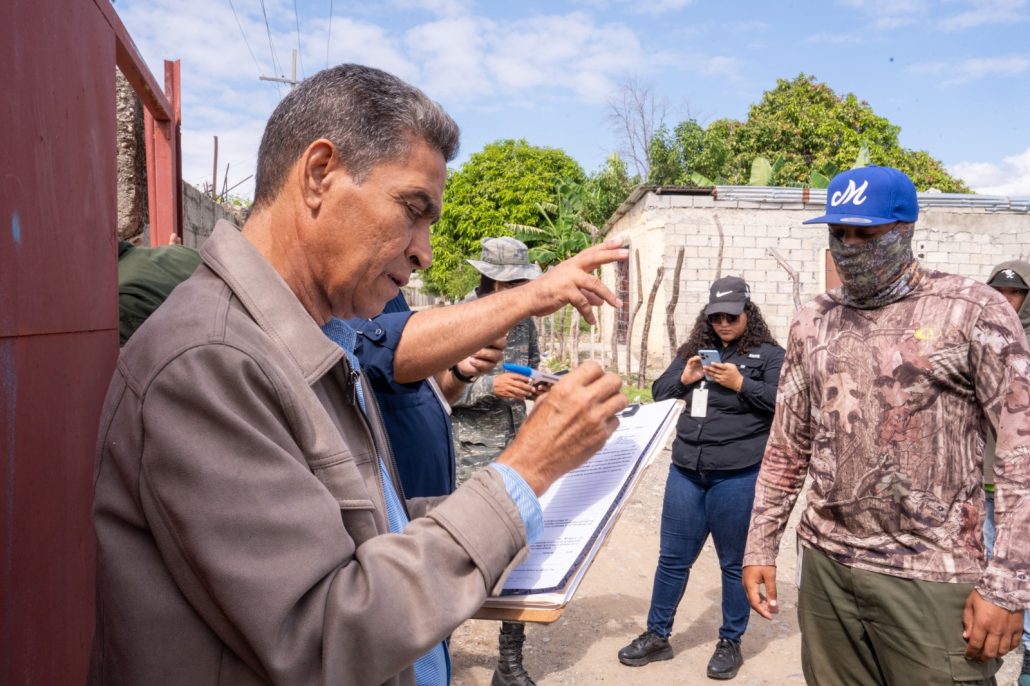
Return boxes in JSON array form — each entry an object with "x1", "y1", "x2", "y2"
[{"x1": 803, "y1": 166, "x2": 918, "y2": 226}]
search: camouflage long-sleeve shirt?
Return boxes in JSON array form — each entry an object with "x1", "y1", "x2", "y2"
[
  {"x1": 743, "y1": 268, "x2": 1030, "y2": 611},
  {"x1": 451, "y1": 313, "x2": 540, "y2": 483}
]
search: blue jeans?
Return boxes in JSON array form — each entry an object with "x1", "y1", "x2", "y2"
[
  {"x1": 646, "y1": 463, "x2": 759, "y2": 642},
  {"x1": 983, "y1": 492, "x2": 1030, "y2": 649}
]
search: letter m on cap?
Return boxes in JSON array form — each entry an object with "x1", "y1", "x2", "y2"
[{"x1": 830, "y1": 180, "x2": 869, "y2": 208}]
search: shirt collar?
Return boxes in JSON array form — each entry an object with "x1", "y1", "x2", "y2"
[{"x1": 200, "y1": 220, "x2": 344, "y2": 384}]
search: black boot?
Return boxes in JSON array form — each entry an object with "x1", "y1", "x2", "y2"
[{"x1": 492, "y1": 621, "x2": 536, "y2": 686}]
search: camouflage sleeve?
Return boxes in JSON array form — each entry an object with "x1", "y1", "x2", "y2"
[
  {"x1": 528, "y1": 319, "x2": 540, "y2": 370},
  {"x1": 743, "y1": 317, "x2": 814, "y2": 567},
  {"x1": 970, "y1": 299, "x2": 1030, "y2": 611},
  {"x1": 450, "y1": 372, "x2": 496, "y2": 409}
]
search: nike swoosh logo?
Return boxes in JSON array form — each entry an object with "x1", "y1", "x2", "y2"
[{"x1": 715, "y1": 290, "x2": 734, "y2": 297}]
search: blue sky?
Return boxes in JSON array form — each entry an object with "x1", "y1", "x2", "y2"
[{"x1": 115, "y1": 0, "x2": 1030, "y2": 199}]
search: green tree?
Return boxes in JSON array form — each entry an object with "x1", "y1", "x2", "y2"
[
  {"x1": 581, "y1": 153, "x2": 637, "y2": 229},
  {"x1": 653, "y1": 75, "x2": 969, "y2": 192},
  {"x1": 509, "y1": 179, "x2": 599, "y2": 365},
  {"x1": 425, "y1": 139, "x2": 585, "y2": 299},
  {"x1": 509, "y1": 179, "x2": 597, "y2": 266},
  {"x1": 647, "y1": 119, "x2": 735, "y2": 186}
]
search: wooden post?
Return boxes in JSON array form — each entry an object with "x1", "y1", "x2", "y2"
[
  {"x1": 638, "y1": 266, "x2": 665, "y2": 387},
  {"x1": 665, "y1": 247, "x2": 685, "y2": 359},
  {"x1": 625, "y1": 249, "x2": 643, "y2": 376}
]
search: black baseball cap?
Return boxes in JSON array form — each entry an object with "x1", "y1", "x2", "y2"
[
  {"x1": 705, "y1": 276, "x2": 750, "y2": 316},
  {"x1": 988, "y1": 268, "x2": 1029, "y2": 290}
]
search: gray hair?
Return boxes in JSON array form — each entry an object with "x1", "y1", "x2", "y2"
[{"x1": 252, "y1": 64, "x2": 460, "y2": 209}]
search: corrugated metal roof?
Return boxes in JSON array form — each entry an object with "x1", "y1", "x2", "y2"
[
  {"x1": 602, "y1": 184, "x2": 1030, "y2": 235},
  {"x1": 714, "y1": 186, "x2": 1030, "y2": 212}
]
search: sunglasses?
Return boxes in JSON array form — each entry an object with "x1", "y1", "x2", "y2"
[{"x1": 707, "y1": 313, "x2": 741, "y2": 325}]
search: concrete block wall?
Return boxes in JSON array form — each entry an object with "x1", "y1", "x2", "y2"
[
  {"x1": 181, "y1": 182, "x2": 245, "y2": 248},
  {"x1": 602, "y1": 189, "x2": 1030, "y2": 376}
]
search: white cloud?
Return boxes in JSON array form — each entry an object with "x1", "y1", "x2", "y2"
[
  {"x1": 388, "y1": 0, "x2": 475, "y2": 17},
  {"x1": 112, "y1": 0, "x2": 751, "y2": 197},
  {"x1": 806, "y1": 32, "x2": 867, "y2": 44},
  {"x1": 837, "y1": 0, "x2": 931, "y2": 28},
  {"x1": 570, "y1": 0, "x2": 696, "y2": 14},
  {"x1": 909, "y1": 54, "x2": 1029, "y2": 84},
  {"x1": 404, "y1": 17, "x2": 495, "y2": 100},
  {"x1": 937, "y1": 0, "x2": 1028, "y2": 31},
  {"x1": 950, "y1": 146, "x2": 1030, "y2": 196}
]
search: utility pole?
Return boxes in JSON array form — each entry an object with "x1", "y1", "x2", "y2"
[
  {"x1": 211, "y1": 135, "x2": 218, "y2": 200},
  {"x1": 259, "y1": 49, "x2": 298, "y2": 88}
]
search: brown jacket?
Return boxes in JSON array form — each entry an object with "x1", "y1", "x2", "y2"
[{"x1": 90, "y1": 221, "x2": 530, "y2": 685}]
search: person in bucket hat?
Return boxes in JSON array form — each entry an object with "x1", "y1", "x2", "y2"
[
  {"x1": 455, "y1": 236, "x2": 543, "y2": 686},
  {"x1": 743, "y1": 166, "x2": 1030, "y2": 684},
  {"x1": 466, "y1": 236, "x2": 544, "y2": 283}
]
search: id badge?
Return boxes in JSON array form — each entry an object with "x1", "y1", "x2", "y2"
[{"x1": 690, "y1": 383, "x2": 708, "y2": 418}]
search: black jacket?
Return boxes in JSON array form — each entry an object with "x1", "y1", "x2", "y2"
[{"x1": 652, "y1": 340, "x2": 784, "y2": 473}]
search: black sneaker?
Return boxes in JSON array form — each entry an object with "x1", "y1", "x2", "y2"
[
  {"x1": 706, "y1": 638, "x2": 743, "y2": 680},
  {"x1": 617, "y1": 630, "x2": 673, "y2": 666}
]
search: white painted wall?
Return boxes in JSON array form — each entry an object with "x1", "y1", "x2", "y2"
[{"x1": 601, "y1": 188, "x2": 1030, "y2": 379}]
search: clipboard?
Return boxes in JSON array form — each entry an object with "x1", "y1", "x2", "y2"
[{"x1": 474, "y1": 399, "x2": 683, "y2": 623}]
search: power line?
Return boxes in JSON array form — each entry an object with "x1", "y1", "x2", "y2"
[
  {"x1": 259, "y1": 0, "x2": 282, "y2": 80},
  {"x1": 293, "y1": 0, "x2": 306, "y2": 78},
  {"x1": 326, "y1": 0, "x2": 333, "y2": 69},
  {"x1": 226, "y1": 0, "x2": 264, "y2": 77}
]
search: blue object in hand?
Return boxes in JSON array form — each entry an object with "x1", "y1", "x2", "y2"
[{"x1": 502, "y1": 362, "x2": 563, "y2": 385}]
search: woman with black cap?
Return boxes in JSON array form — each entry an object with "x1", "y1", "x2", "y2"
[{"x1": 617, "y1": 275, "x2": 784, "y2": 681}]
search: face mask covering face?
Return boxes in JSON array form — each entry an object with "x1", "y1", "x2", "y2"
[{"x1": 829, "y1": 223, "x2": 919, "y2": 309}]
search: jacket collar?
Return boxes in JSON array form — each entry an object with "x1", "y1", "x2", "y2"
[{"x1": 200, "y1": 220, "x2": 344, "y2": 384}]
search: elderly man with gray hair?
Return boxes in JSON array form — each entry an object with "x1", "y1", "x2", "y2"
[{"x1": 90, "y1": 64, "x2": 628, "y2": 686}]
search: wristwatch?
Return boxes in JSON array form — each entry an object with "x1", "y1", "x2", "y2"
[{"x1": 450, "y1": 364, "x2": 477, "y2": 383}]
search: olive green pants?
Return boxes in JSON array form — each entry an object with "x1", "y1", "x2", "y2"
[{"x1": 797, "y1": 546, "x2": 1001, "y2": 685}]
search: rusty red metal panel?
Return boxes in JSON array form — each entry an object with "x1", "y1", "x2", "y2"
[
  {"x1": 144, "y1": 60, "x2": 183, "y2": 247},
  {"x1": 0, "y1": 0, "x2": 118, "y2": 339},
  {"x1": 1, "y1": 0, "x2": 120, "y2": 682},
  {"x1": 93, "y1": 0, "x2": 175, "y2": 124},
  {"x1": 0, "y1": 332, "x2": 115, "y2": 685}
]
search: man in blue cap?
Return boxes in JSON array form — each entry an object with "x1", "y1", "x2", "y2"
[{"x1": 742, "y1": 166, "x2": 1030, "y2": 684}]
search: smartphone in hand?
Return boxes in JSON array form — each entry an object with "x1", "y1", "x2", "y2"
[{"x1": 698, "y1": 349, "x2": 719, "y2": 380}]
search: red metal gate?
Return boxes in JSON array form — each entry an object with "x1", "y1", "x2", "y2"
[{"x1": 0, "y1": 1, "x2": 181, "y2": 682}]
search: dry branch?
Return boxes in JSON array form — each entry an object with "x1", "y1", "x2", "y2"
[
  {"x1": 767, "y1": 247, "x2": 802, "y2": 311},
  {"x1": 625, "y1": 249, "x2": 644, "y2": 374},
  {"x1": 713, "y1": 214, "x2": 725, "y2": 279},
  {"x1": 638, "y1": 265, "x2": 665, "y2": 388},
  {"x1": 665, "y1": 247, "x2": 685, "y2": 355}
]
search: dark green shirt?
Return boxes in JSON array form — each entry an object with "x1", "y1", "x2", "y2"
[{"x1": 118, "y1": 241, "x2": 201, "y2": 345}]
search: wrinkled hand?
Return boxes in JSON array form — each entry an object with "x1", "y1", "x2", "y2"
[
  {"x1": 524, "y1": 239, "x2": 629, "y2": 325},
  {"x1": 493, "y1": 372, "x2": 535, "y2": 400},
  {"x1": 707, "y1": 362, "x2": 744, "y2": 392},
  {"x1": 962, "y1": 590, "x2": 1023, "y2": 662},
  {"x1": 681, "y1": 356, "x2": 705, "y2": 386},
  {"x1": 497, "y1": 361, "x2": 626, "y2": 495},
  {"x1": 743, "y1": 565, "x2": 779, "y2": 620},
  {"x1": 456, "y1": 334, "x2": 506, "y2": 378}
]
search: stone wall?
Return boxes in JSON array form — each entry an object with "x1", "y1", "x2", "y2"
[
  {"x1": 601, "y1": 187, "x2": 1030, "y2": 375},
  {"x1": 115, "y1": 69, "x2": 147, "y2": 240}
]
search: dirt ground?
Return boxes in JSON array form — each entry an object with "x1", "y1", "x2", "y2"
[{"x1": 450, "y1": 446, "x2": 1023, "y2": 685}]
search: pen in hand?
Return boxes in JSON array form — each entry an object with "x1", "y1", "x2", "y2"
[{"x1": 502, "y1": 362, "x2": 563, "y2": 385}]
